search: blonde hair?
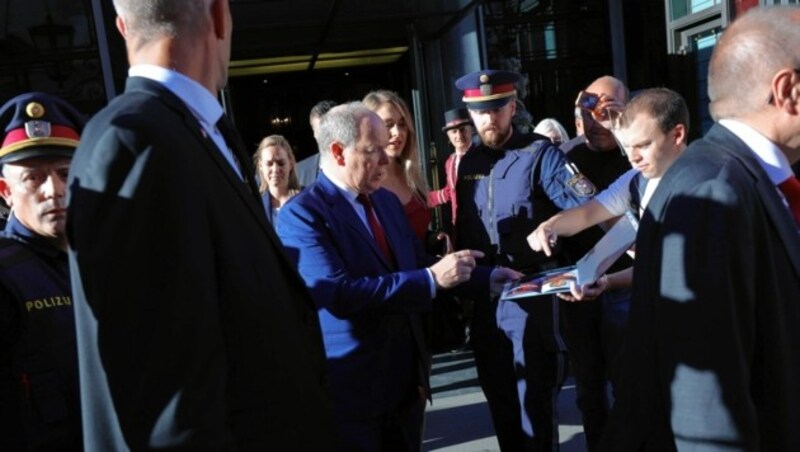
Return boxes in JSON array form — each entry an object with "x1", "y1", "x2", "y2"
[
  {"x1": 253, "y1": 134, "x2": 300, "y2": 194},
  {"x1": 362, "y1": 90, "x2": 429, "y2": 202}
]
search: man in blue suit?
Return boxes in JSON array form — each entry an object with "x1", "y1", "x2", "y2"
[
  {"x1": 603, "y1": 5, "x2": 800, "y2": 451},
  {"x1": 277, "y1": 102, "x2": 518, "y2": 451}
]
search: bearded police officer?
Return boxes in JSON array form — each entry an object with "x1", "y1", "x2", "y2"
[
  {"x1": 0, "y1": 92, "x2": 84, "y2": 451},
  {"x1": 455, "y1": 69, "x2": 596, "y2": 451}
]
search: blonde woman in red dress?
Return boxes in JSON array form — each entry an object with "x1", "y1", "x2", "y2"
[{"x1": 362, "y1": 90, "x2": 433, "y2": 243}]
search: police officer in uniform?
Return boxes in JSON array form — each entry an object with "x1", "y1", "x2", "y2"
[
  {"x1": 455, "y1": 70, "x2": 595, "y2": 451},
  {"x1": 0, "y1": 93, "x2": 83, "y2": 451}
]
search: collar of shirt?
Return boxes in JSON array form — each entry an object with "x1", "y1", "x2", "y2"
[
  {"x1": 326, "y1": 176, "x2": 435, "y2": 296},
  {"x1": 129, "y1": 65, "x2": 223, "y2": 128},
  {"x1": 327, "y1": 175, "x2": 372, "y2": 232},
  {"x1": 2, "y1": 215, "x2": 64, "y2": 259},
  {"x1": 640, "y1": 177, "x2": 660, "y2": 214},
  {"x1": 128, "y1": 65, "x2": 242, "y2": 179},
  {"x1": 719, "y1": 119, "x2": 793, "y2": 185}
]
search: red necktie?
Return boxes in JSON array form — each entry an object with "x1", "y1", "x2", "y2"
[
  {"x1": 356, "y1": 194, "x2": 395, "y2": 266},
  {"x1": 777, "y1": 175, "x2": 800, "y2": 226}
]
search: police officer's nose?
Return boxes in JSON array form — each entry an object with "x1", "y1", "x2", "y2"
[{"x1": 43, "y1": 172, "x2": 66, "y2": 198}]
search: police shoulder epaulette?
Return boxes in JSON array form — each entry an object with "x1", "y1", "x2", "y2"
[
  {"x1": 517, "y1": 134, "x2": 554, "y2": 154},
  {"x1": 0, "y1": 238, "x2": 35, "y2": 269}
]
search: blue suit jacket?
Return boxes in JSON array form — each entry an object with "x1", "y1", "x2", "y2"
[{"x1": 278, "y1": 173, "x2": 489, "y2": 420}]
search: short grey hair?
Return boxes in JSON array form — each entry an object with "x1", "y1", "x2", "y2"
[
  {"x1": 113, "y1": 0, "x2": 209, "y2": 41},
  {"x1": 316, "y1": 102, "x2": 375, "y2": 163}
]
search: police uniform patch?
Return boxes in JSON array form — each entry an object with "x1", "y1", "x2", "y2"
[{"x1": 566, "y1": 174, "x2": 596, "y2": 197}]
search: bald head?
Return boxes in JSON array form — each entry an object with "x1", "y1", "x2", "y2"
[
  {"x1": 708, "y1": 6, "x2": 800, "y2": 120},
  {"x1": 581, "y1": 75, "x2": 628, "y2": 151},
  {"x1": 586, "y1": 76, "x2": 629, "y2": 105}
]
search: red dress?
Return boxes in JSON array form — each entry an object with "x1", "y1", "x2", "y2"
[{"x1": 403, "y1": 195, "x2": 431, "y2": 242}]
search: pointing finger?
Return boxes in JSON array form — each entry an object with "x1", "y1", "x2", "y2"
[{"x1": 465, "y1": 250, "x2": 484, "y2": 259}]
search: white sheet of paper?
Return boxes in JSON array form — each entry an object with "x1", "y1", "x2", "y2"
[{"x1": 574, "y1": 215, "x2": 636, "y2": 286}]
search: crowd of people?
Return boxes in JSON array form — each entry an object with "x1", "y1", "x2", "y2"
[{"x1": 1, "y1": 1, "x2": 799, "y2": 451}]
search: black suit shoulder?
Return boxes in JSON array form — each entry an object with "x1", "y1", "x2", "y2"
[{"x1": 647, "y1": 136, "x2": 757, "y2": 222}]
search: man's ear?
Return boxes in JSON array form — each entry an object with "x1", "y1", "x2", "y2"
[
  {"x1": 115, "y1": 16, "x2": 127, "y2": 39},
  {"x1": 0, "y1": 178, "x2": 12, "y2": 208},
  {"x1": 331, "y1": 142, "x2": 346, "y2": 166},
  {"x1": 772, "y1": 68, "x2": 800, "y2": 115},
  {"x1": 211, "y1": 0, "x2": 229, "y2": 40},
  {"x1": 672, "y1": 124, "x2": 687, "y2": 146}
]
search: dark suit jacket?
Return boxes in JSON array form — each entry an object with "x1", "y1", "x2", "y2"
[
  {"x1": 603, "y1": 124, "x2": 800, "y2": 451},
  {"x1": 295, "y1": 153, "x2": 321, "y2": 188},
  {"x1": 276, "y1": 173, "x2": 490, "y2": 421},
  {"x1": 67, "y1": 77, "x2": 338, "y2": 451}
]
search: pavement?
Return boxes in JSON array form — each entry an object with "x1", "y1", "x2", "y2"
[{"x1": 423, "y1": 350, "x2": 586, "y2": 452}]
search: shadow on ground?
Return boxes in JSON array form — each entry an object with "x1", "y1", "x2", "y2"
[{"x1": 424, "y1": 351, "x2": 586, "y2": 451}]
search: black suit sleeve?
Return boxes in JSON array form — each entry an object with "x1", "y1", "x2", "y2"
[
  {"x1": 653, "y1": 176, "x2": 762, "y2": 449},
  {"x1": 68, "y1": 118, "x2": 233, "y2": 449}
]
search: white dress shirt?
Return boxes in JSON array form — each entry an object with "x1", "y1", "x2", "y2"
[
  {"x1": 719, "y1": 119, "x2": 794, "y2": 208},
  {"x1": 128, "y1": 65, "x2": 243, "y2": 179},
  {"x1": 594, "y1": 167, "x2": 661, "y2": 218},
  {"x1": 327, "y1": 176, "x2": 436, "y2": 296}
]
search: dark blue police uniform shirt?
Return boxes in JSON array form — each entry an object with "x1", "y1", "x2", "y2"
[
  {"x1": 0, "y1": 215, "x2": 79, "y2": 451},
  {"x1": 455, "y1": 129, "x2": 595, "y2": 273},
  {"x1": 0, "y1": 215, "x2": 72, "y2": 353}
]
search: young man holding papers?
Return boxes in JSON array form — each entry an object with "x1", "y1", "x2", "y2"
[
  {"x1": 526, "y1": 88, "x2": 689, "y2": 450},
  {"x1": 528, "y1": 87, "x2": 689, "y2": 300}
]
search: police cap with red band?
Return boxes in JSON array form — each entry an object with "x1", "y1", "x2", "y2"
[
  {"x1": 455, "y1": 69, "x2": 521, "y2": 110},
  {"x1": 0, "y1": 92, "x2": 84, "y2": 164}
]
